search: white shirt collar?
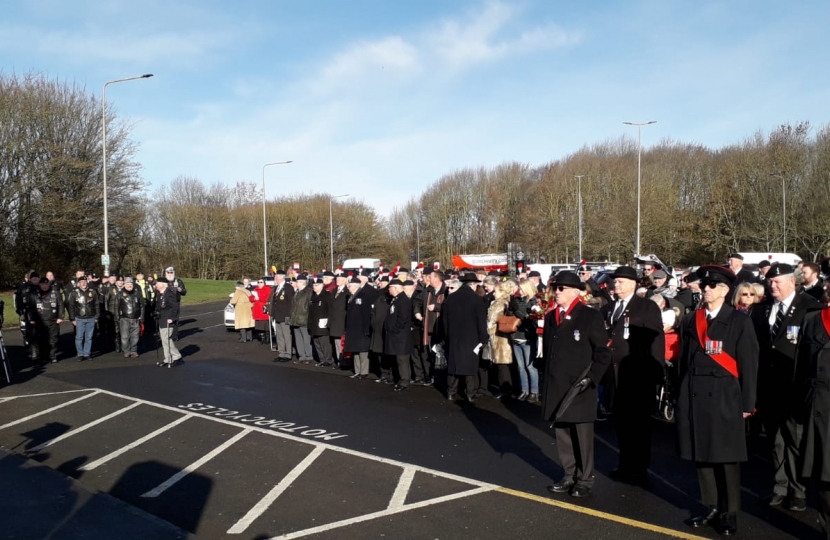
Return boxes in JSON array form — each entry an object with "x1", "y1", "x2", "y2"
[
  {"x1": 778, "y1": 290, "x2": 797, "y2": 311},
  {"x1": 705, "y1": 305, "x2": 722, "y2": 319}
]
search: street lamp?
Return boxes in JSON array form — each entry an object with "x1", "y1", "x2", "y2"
[
  {"x1": 330, "y1": 194, "x2": 349, "y2": 270},
  {"x1": 102, "y1": 73, "x2": 153, "y2": 276},
  {"x1": 770, "y1": 173, "x2": 786, "y2": 252},
  {"x1": 575, "y1": 175, "x2": 586, "y2": 262},
  {"x1": 262, "y1": 161, "x2": 293, "y2": 275},
  {"x1": 623, "y1": 120, "x2": 656, "y2": 257}
]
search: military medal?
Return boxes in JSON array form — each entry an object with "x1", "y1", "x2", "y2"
[
  {"x1": 623, "y1": 317, "x2": 630, "y2": 340},
  {"x1": 705, "y1": 340, "x2": 723, "y2": 355},
  {"x1": 786, "y1": 326, "x2": 800, "y2": 344},
  {"x1": 573, "y1": 330, "x2": 580, "y2": 342}
]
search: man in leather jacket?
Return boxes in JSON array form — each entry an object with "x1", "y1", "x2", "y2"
[
  {"x1": 66, "y1": 276, "x2": 99, "y2": 361},
  {"x1": 116, "y1": 277, "x2": 144, "y2": 358},
  {"x1": 27, "y1": 277, "x2": 64, "y2": 363}
]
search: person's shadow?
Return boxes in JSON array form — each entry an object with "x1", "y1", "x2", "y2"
[{"x1": 456, "y1": 400, "x2": 562, "y2": 483}]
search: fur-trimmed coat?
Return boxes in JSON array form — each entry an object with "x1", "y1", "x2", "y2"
[{"x1": 487, "y1": 294, "x2": 513, "y2": 365}]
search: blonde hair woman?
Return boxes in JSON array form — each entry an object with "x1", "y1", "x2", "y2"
[
  {"x1": 513, "y1": 279, "x2": 541, "y2": 402},
  {"x1": 488, "y1": 280, "x2": 517, "y2": 399},
  {"x1": 731, "y1": 282, "x2": 758, "y2": 313}
]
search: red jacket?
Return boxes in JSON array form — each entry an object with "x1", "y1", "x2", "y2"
[{"x1": 251, "y1": 285, "x2": 272, "y2": 321}]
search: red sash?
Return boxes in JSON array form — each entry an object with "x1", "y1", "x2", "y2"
[
  {"x1": 821, "y1": 308, "x2": 830, "y2": 338},
  {"x1": 695, "y1": 309, "x2": 739, "y2": 378}
]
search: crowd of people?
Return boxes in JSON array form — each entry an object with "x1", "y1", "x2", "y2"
[
  {"x1": 10, "y1": 267, "x2": 187, "y2": 366},
  {"x1": 224, "y1": 255, "x2": 830, "y2": 537}
]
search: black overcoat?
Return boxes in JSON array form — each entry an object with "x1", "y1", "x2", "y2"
[
  {"x1": 328, "y1": 286, "x2": 349, "y2": 337},
  {"x1": 383, "y1": 293, "x2": 413, "y2": 356},
  {"x1": 676, "y1": 305, "x2": 758, "y2": 463},
  {"x1": 370, "y1": 290, "x2": 391, "y2": 354},
  {"x1": 344, "y1": 287, "x2": 373, "y2": 353},
  {"x1": 440, "y1": 285, "x2": 488, "y2": 376},
  {"x1": 541, "y1": 302, "x2": 611, "y2": 423},
  {"x1": 751, "y1": 293, "x2": 821, "y2": 414},
  {"x1": 600, "y1": 294, "x2": 665, "y2": 413},
  {"x1": 799, "y1": 310, "x2": 830, "y2": 481},
  {"x1": 307, "y1": 290, "x2": 333, "y2": 337},
  {"x1": 266, "y1": 282, "x2": 294, "y2": 323}
]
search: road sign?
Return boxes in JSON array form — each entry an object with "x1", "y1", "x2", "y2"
[{"x1": 101, "y1": 254, "x2": 110, "y2": 266}]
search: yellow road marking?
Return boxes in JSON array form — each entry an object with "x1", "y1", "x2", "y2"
[{"x1": 497, "y1": 487, "x2": 710, "y2": 540}]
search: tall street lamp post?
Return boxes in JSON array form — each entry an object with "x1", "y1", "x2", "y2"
[
  {"x1": 623, "y1": 120, "x2": 656, "y2": 257},
  {"x1": 770, "y1": 173, "x2": 787, "y2": 252},
  {"x1": 262, "y1": 161, "x2": 293, "y2": 275},
  {"x1": 330, "y1": 194, "x2": 349, "y2": 270},
  {"x1": 575, "y1": 175, "x2": 586, "y2": 262},
  {"x1": 102, "y1": 73, "x2": 153, "y2": 276}
]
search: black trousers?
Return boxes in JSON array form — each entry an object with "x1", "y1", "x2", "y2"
[
  {"x1": 394, "y1": 354, "x2": 411, "y2": 386},
  {"x1": 33, "y1": 320, "x2": 59, "y2": 361},
  {"x1": 615, "y1": 391, "x2": 653, "y2": 476},
  {"x1": 447, "y1": 374, "x2": 478, "y2": 397},
  {"x1": 555, "y1": 422, "x2": 595, "y2": 487},
  {"x1": 410, "y1": 344, "x2": 431, "y2": 381},
  {"x1": 762, "y1": 411, "x2": 806, "y2": 499},
  {"x1": 312, "y1": 336, "x2": 331, "y2": 363},
  {"x1": 697, "y1": 462, "x2": 741, "y2": 514}
]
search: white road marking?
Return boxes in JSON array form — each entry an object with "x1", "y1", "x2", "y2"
[
  {"x1": 270, "y1": 487, "x2": 493, "y2": 540},
  {"x1": 140, "y1": 428, "x2": 251, "y2": 498},
  {"x1": 27, "y1": 402, "x2": 142, "y2": 452},
  {"x1": 0, "y1": 388, "x2": 96, "y2": 401},
  {"x1": 80, "y1": 414, "x2": 193, "y2": 471},
  {"x1": 0, "y1": 391, "x2": 100, "y2": 430},
  {"x1": 227, "y1": 446, "x2": 326, "y2": 534},
  {"x1": 387, "y1": 466, "x2": 417, "y2": 510},
  {"x1": 182, "y1": 310, "x2": 223, "y2": 318},
  {"x1": 200, "y1": 323, "x2": 225, "y2": 329}
]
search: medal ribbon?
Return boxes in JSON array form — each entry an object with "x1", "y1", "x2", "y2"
[{"x1": 695, "y1": 309, "x2": 739, "y2": 378}]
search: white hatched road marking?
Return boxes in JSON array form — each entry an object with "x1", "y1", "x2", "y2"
[
  {"x1": 227, "y1": 446, "x2": 326, "y2": 534},
  {"x1": 0, "y1": 388, "x2": 95, "y2": 401},
  {"x1": 270, "y1": 487, "x2": 494, "y2": 540},
  {"x1": 0, "y1": 391, "x2": 100, "y2": 430},
  {"x1": 27, "y1": 401, "x2": 142, "y2": 452},
  {"x1": 140, "y1": 428, "x2": 252, "y2": 498},
  {"x1": 0, "y1": 387, "x2": 700, "y2": 540},
  {"x1": 80, "y1": 414, "x2": 194, "y2": 471},
  {"x1": 387, "y1": 466, "x2": 417, "y2": 510}
]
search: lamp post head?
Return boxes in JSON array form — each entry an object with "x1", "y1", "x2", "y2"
[{"x1": 141, "y1": 74, "x2": 154, "y2": 78}]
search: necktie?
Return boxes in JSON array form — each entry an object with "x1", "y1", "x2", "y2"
[
  {"x1": 558, "y1": 308, "x2": 566, "y2": 325},
  {"x1": 611, "y1": 300, "x2": 624, "y2": 324},
  {"x1": 707, "y1": 314, "x2": 713, "y2": 322},
  {"x1": 771, "y1": 302, "x2": 786, "y2": 338}
]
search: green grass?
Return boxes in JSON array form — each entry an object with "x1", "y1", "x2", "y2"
[{"x1": 0, "y1": 278, "x2": 236, "y2": 328}]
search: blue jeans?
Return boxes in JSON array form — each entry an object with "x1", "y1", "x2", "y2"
[
  {"x1": 512, "y1": 341, "x2": 538, "y2": 394},
  {"x1": 75, "y1": 318, "x2": 96, "y2": 357}
]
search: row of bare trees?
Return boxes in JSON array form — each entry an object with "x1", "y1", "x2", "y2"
[{"x1": 2, "y1": 72, "x2": 829, "y2": 284}]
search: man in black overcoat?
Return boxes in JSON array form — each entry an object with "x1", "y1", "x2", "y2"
[
  {"x1": 266, "y1": 270, "x2": 295, "y2": 362},
  {"x1": 344, "y1": 277, "x2": 372, "y2": 378},
  {"x1": 328, "y1": 274, "x2": 350, "y2": 367},
  {"x1": 412, "y1": 270, "x2": 448, "y2": 385},
  {"x1": 600, "y1": 265, "x2": 665, "y2": 484},
  {"x1": 370, "y1": 277, "x2": 392, "y2": 383},
  {"x1": 677, "y1": 265, "x2": 758, "y2": 535},
  {"x1": 542, "y1": 272, "x2": 610, "y2": 498},
  {"x1": 728, "y1": 253, "x2": 757, "y2": 284},
  {"x1": 384, "y1": 280, "x2": 414, "y2": 392},
  {"x1": 441, "y1": 273, "x2": 489, "y2": 401},
  {"x1": 750, "y1": 262, "x2": 821, "y2": 510},
  {"x1": 797, "y1": 289, "x2": 830, "y2": 539}
]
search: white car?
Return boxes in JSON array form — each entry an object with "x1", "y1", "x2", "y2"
[{"x1": 224, "y1": 276, "x2": 274, "y2": 330}]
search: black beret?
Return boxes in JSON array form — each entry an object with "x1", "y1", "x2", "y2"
[
  {"x1": 379, "y1": 275, "x2": 390, "y2": 283},
  {"x1": 322, "y1": 271, "x2": 335, "y2": 277},
  {"x1": 527, "y1": 270, "x2": 541, "y2": 277},
  {"x1": 348, "y1": 277, "x2": 362, "y2": 284},
  {"x1": 727, "y1": 253, "x2": 744, "y2": 261},
  {"x1": 397, "y1": 267, "x2": 410, "y2": 273},
  {"x1": 296, "y1": 274, "x2": 308, "y2": 281},
  {"x1": 401, "y1": 279, "x2": 415, "y2": 286},
  {"x1": 360, "y1": 268, "x2": 373, "y2": 277},
  {"x1": 767, "y1": 263, "x2": 794, "y2": 279},
  {"x1": 39, "y1": 277, "x2": 50, "y2": 284},
  {"x1": 758, "y1": 260, "x2": 771, "y2": 268}
]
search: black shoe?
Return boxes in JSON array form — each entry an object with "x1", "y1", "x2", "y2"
[
  {"x1": 714, "y1": 513, "x2": 737, "y2": 536},
  {"x1": 446, "y1": 393, "x2": 457, "y2": 401},
  {"x1": 393, "y1": 384, "x2": 408, "y2": 392},
  {"x1": 787, "y1": 497, "x2": 807, "y2": 512},
  {"x1": 684, "y1": 507, "x2": 719, "y2": 528},
  {"x1": 569, "y1": 485, "x2": 592, "y2": 498},
  {"x1": 466, "y1": 394, "x2": 477, "y2": 403},
  {"x1": 77, "y1": 356, "x2": 85, "y2": 362},
  {"x1": 547, "y1": 481, "x2": 574, "y2": 494},
  {"x1": 767, "y1": 493, "x2": 786, "y2": 507},
  {"x1": 422, "y1": 378, "x2": 434, "y2": 386}
]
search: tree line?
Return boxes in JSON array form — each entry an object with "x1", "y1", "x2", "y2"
[{"x1": 2, "y1": 73, "x2": 829, "y2": 285}]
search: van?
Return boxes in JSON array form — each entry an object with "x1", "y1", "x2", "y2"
[
  {"x1": 341, "y1": 258, "x2": 381, "y2": 274},
  {"x1": 737, "y1": 252, "x2": 802, "y2": 266}
]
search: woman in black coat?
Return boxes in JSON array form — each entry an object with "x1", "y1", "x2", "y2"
[
  {"x1": 307, "y1": 279, "x2": 333, "y2": 366},
  {"x1": 676, "y1": 266, "x2": 758, "y2": 535},
  {"x1": 370, "y1": 282, "x2": 392, "y2": 382}
]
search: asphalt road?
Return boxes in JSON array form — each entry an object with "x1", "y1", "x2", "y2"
[{"x1": 0, "y1": 301, "x2": 824, "y2": 539}]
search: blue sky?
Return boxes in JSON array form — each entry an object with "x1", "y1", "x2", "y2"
[{"x1": 2, "y1": 0, "x2": 828, "y2": 214}]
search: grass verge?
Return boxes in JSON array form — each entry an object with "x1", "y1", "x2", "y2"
[{"x1": 0, "y1": 278, "x2": 235, "y2": 328}]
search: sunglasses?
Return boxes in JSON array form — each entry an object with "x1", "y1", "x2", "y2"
[
  {"x1": 740, "y1": 292, "x2": 754, "y2": 297},
  {"x1": 701, "y1": 281, "x2": 719, "y2": 289},
  {"x1": 555, "y1": 285, "x2": 572, "y2": 292}
]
